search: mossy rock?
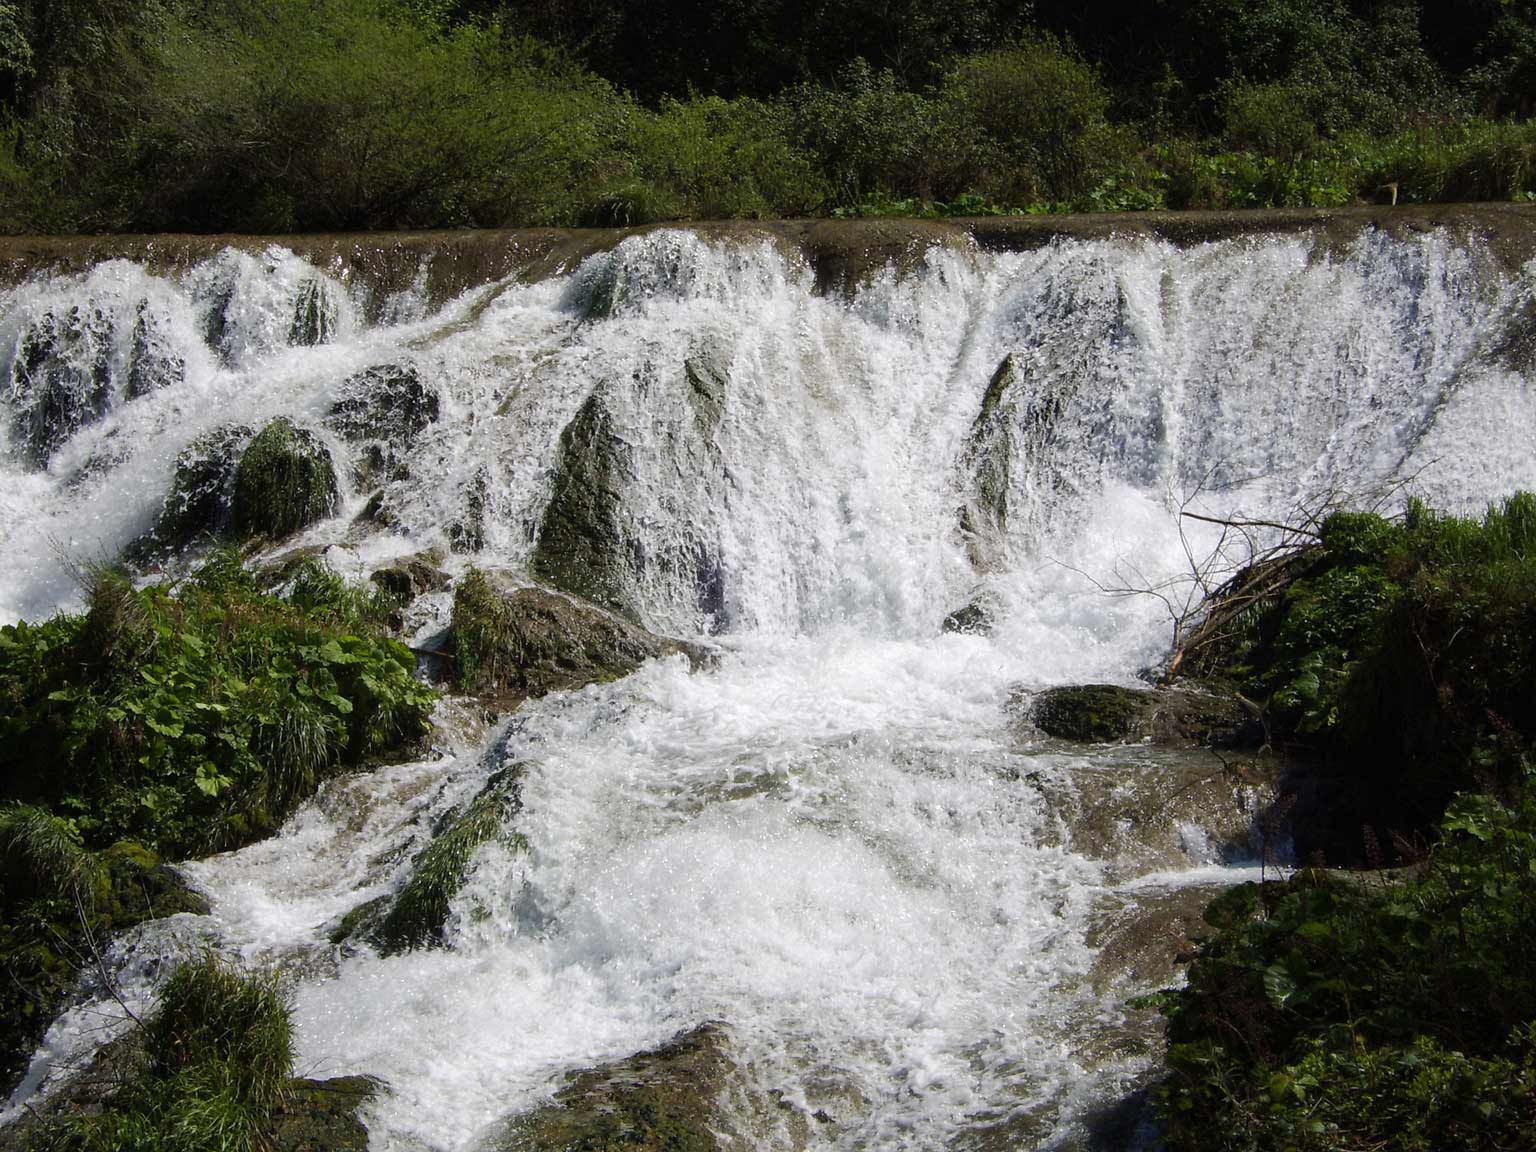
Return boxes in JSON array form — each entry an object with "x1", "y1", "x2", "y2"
[
  {"x1": 271, "y1": 1075, "x2": 379, "y2": 1152},
  {"x1": 7, "y1": 306, "x2": 114, "y2": 470},
  {"x1": 451, "y1": 571, "x2": 706, "y2": 700},
  {"x1": 374, "y1": 767, "x2": 525, "y2": 954},
  {"x1": 230, "y1": 418, "x2": 339, "y2": 541},
  {"x1": 487, "y1": 1024, "x2": 738, "y2": 1152},
  {"x1": 530, "y1": 392, "x2": 635, "y2": 613},
  {"x1": 151, "y1": 424, "x2": 253, "y2": 548},
  {"x1": 0, "y1": 836, "x2": 207, "y2": 1097},
  {"x1": 370, "y1": 552, "x2": 449, "y2": 606},
  {"x1": 1027, "y1": 684, "x2": 1259, "y2": 747},
  {"x1": 942, "y1": 599, "x2": 993, "y2": 636}
]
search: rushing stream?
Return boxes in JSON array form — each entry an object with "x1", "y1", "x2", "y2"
[{"x1": 2, "y1": 220, "x2": 1534, "y2": 1148}]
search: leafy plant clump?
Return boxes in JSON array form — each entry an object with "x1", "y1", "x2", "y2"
[
  {"x1": 1179, "y1": 493, "x2": 1536, "y2": 845},
  {"x1": 1153, "y1": 785, "x2": 1536, "y2": 1150},
  {"x1": 0, "y1": 558, "x2": 435, "y2": 860}
]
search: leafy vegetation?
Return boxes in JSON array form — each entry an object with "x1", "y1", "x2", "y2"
[
  {"x1": 1, "y1": 0, "x2": 1535, "y2": 231},
  {"x1": 0, "y1": 552, "x2": 433, "y2": 1093},
  {"x1": 1155, "y1": 493, "x2": 1536, "y2": 1147},
  {"x1": 0, "y1": 556, "x2": 434, "y2": 859},
  {"x1": 1181, "y1": 493, "x2": 1536, "y2": 848},
  {"x1": 1154, "y1": 788, "x2": 1536, "y2": 1149}
]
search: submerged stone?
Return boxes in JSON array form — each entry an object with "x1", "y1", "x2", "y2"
[
  {"x1": 375, "y1": 767, "x2": 525, "y2": 954},
  {"x1": 7, "y1": 306, "x2": 114, "y2": 468},
  {"x1": 126, "y1": 299, "x2": 184, "y2": 399},
  {"x1": 530, "y1": 392, "x2": 635, "y2": 613},
  {"x1": 230, "y1": 418, "x2": 339, "y2": 540},
  {"x1": 327, "y1": 364, "x2": 438, "y2": 440},
  {"x1": 942, "y1": 599, "x2": 993, "y2": 635},
  {"x1": 290, "y1": 277, "x2": 339, "y2": 346},
  {"x1": 1025, "y1": 683, "x2": 1259, "y2": 747}
]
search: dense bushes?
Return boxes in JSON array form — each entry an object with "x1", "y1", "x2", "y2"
[
  {"x1": 1156, "y1": 494, "x2": 1536, "y2": 1147},
  {"x1": 1155, "y1": 788, "x2": 1536, "y2": 1149},
  {"x1": 1182, "y1": 494, "x2": 1536, "y2": 843},
  {"x1": 1, "y1": 0, "x2": 1535, "y2": 231},
  {"x1": 27, "y1": 956, "x2": 298, "y2": 1152},
  {"x1": 0, "y1": 558, "x2": 434, "y2": 859}
]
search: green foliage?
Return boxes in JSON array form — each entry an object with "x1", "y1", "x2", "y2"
[
  {"x1": 1191, "y1": 494, "x2": 1536, "y2": 837},
  {"x1": 451, "y1": 568, "x2": 518, "y2": 696},
  {"x1": 1156, "y1": 785, "x2": 1536, "y2": 1149},
  {"x1": 0, "y1": 560, "x2": 434, "y2": 860},
  {"x1": 34, "y1": 956, "x2": 296, "y2": 1152}
]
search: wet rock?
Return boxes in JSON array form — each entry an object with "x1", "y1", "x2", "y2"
[
  {"x1": 290, "y1": 277, "x2": 339, "y2": 346},
  {"x1": 484, "y1": 1024, "x2": 746, "y2": 1152},
  {"x1": 942, "y1": 599, "x2": 993, "y2": 635},
  {"x1": 1024, "y1": 683, "x2": 1260, "y2": 748},
  {"x1": 152, "y1": 423, "x2": 253, "y2": 548},
  {"x1": 530, "y1": 392, "x2": 634, "y2": 612},
  {"x1": 447, "y1": 467, "x2": 489, "y2": 554},
  {"x1": 7, "y1": 306, "x2": 114, "y2": 468},
  {"x1": 451, "y1": 570, "x2": 707, "y2": 700},
  {"x1": 1022, "y1": 745, "x2": 1278, "y2": 879},
  {"x1": 374, "y1": 767, "x2": 525, "y2": 954},
  {"x1": 126, "y1": 299, "x2": 184, "y2": 399},
  {"x1": 326, "y1": 363, "x2": 439, "y2": 488},
  {"x1": 327, "y1": 364, "x2": 438, "y2": 443},
  {"x1": 370, "y1": 551, "x2": 449, "y2": 607},
  {"x1": 271, "y1": 1075, "x2": 379, "y2": 1152},
  {"x1": 230, "y1": 418, "x2": 340, "y2": 541},
  {"x1": 683, "y1": 350, "x2": 727, "y2": 434},
  {"x1": 1086, "y1": 884, "x2": 1216, "y2": 995}
]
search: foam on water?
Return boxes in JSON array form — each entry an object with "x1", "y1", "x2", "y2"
[{"x1": 3, "y1": 223, "x2": 1535, "y2": 1146}]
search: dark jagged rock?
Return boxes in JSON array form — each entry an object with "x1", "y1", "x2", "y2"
[
  {"x1": 7, "y1": 306, "x2": 114, "y2": 468},
  {"x1": 374, "y1": 767, "x2": 525, "y2": 954},
  {"x1": 485, "y1": 1024, "x2": 744, "y2": 1152},
  {"x1": 271, "y1": 1076, "x2": 379, "y2": 1152},
  {"x1": 230, "y1": 418, "x2": 340, "y2": 540},
  {"x1": 447, "y1": 467, "x2": 489, "y2": 553},
  {"x1": 370, "y1": 552, "x2": 449, "y2": 606},
  {"x1": 942, "y1": 599, "x2": 993, "y2": 635},
  {"x1": 326, "y1": 363, "x2": 439, "y2": 443},
  {"x1": 530, "y1": 392, "x2": 634, "y2": 612},
  {"x1": 1024, "y1": 684, "x2": 1260, "y2": 747},
  {"x1": 125, "y1": 299, "x2": 184, "y2": 399},
  {"x1": 152, "y1": 423, "x2": 253, "y2": 548},
  {"x1": 451, "y1": 571, "x2": 707, "y2": 701}
]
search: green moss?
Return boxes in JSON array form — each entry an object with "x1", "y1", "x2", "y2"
[
  {"x1": 492, "y1": 1025, "x2": 733, "y2": 1152},
  {"x1": 375, "y1": 768, "x2": 524, "y2": 954},
  {"x1": 151, "y1": 425, "x2": 252, "y2": 550},
  {"x1": 1030, "y1": 684, "x2": 1147, "y2": 743},
  {"x1": 451, "y1": 570, "x2": 700, "y2": 700},
  {"x1": 229, "y1": 418, "x2": 339, "y2": 541}
]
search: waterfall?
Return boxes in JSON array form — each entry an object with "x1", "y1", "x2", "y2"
[{"x1": 2, "y1": 219, "x2": 1533, "y2": 1148}]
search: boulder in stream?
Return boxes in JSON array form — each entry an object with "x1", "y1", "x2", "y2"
[
  {"x1": 151, "y1": 423, "x2": 253, "y2": 548},
  {"x1": 450, "y1": 570, "x2": 707, "y2": 701},
  {"x1": 1024, "y1": 683, "x2": 1261, "y2": 748},
  {"x1": 230, "y1": 417, "x2": 340, "y2": 541}
]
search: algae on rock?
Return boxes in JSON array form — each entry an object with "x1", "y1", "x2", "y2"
[
  {"x1": 487, "y1": 1024, "x2": 748, "y2": 1152},
  {"x1": 374, "y1": 767, "x2": 525, "y2": 954},
  {"x1": 451, "y1": 569, "x2": 705, "y2": 700},
  {"x1": 152, "y1": 423, "x2": 253, "y2": 548},
  {"x1": 530, "y1": 392, "x2": 634, "y2": 612},
  {"x1": 230, "y1": 417, "x2": 339, "y2": 540}
]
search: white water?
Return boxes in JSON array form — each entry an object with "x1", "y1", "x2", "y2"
[{"x1": 3, "y1": 225, "x2": 1534, "y2": 1148}]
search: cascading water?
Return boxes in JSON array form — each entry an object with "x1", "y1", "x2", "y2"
[{"x1": 2, "y1": 220, "x2": 1533, "y2": 1148}]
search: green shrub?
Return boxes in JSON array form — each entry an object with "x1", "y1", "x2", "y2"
[
  {"x1": 0, "y1": 558, "x2": 435, "y2": 859},
  {"x1": 229, "y1": 419, "x2": 339, "y2": 542},
  {"x1": 937, "y1": 39, "x2": 1128, "y2": 205},
  {"x1": 1155, "y1": 785, "x2": 1536, "y2": 1150},
  {"x1": 37, "y1": 956, "x2": 296, "y2": 1152}
]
